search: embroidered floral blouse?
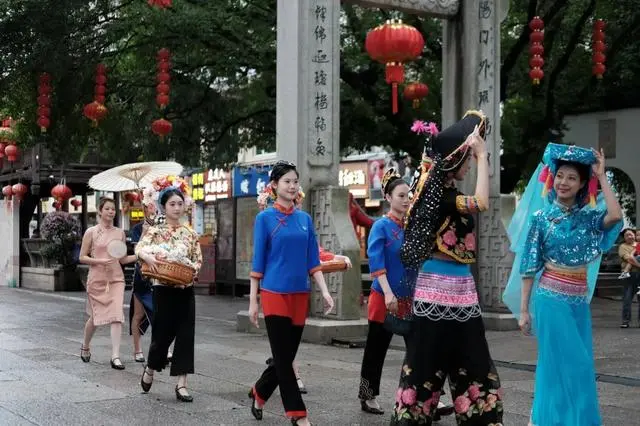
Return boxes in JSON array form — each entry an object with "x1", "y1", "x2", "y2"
[
  {"x1": 433, "y1": 187, "x2": 487, "y2": 264},
  {"x1": 135, "y1": 223, "x2": 203, "y2": 273}
]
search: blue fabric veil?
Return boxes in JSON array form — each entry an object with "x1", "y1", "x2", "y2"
[{"x1": 502, "y1": 144, "x2": 622, "y2": 333}]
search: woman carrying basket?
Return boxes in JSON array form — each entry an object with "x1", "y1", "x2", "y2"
[{"x1": 136, "y1": 181, "x2": 202, "y2": 402}]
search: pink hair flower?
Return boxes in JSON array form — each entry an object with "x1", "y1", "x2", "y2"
[{"x1": 411, "y1": 120, "x2": 439, "y2": 135}]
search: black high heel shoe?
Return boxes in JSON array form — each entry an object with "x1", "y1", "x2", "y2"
[
  {"x1": 110, "y1": 357, "x2": 125, "y2": 370},
  {"x1": 140, "y1": 367, "x2": 153, "y2": 393},
  {"x1": 248, "y1": 389, "x2": 263, "y2": 420},
  {"x1": 360, "y1": 399, "x2": 384, "y2": 415},
  {"x1": 80, "y1": 346, "x2": 91, "y2": 363},
  {"x1": 175, "y1": 385, "x2": 193, "y2": 402}
]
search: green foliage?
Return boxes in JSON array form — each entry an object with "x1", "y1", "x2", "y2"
[{"x1": 1, "y1": 0, "x2": 639, "y2": 206}]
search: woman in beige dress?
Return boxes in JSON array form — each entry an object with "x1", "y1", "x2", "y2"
[{"x1": 79, "y1": 197, "x2": 137, "y2": 369}]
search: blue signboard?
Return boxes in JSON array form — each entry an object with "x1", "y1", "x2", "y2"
[{"x1": 232, "y1": 165, "x2": 273, "y2": 198}]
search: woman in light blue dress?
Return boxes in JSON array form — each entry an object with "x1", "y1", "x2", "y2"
[{"x1": 503, "y1": 143, "x2": 623, "y2": 426}]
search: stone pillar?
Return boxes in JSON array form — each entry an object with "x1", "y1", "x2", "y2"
[
  {"x1": 276, "y1": 0, "x2": 361, "y2": 321},
  {"x1": 443, "y1": 0, "x2": 516, "y2": 327}
]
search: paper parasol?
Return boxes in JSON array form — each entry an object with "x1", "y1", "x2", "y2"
[{"x1": 88, "y1": 161, "x2": 183, "y2": 192}]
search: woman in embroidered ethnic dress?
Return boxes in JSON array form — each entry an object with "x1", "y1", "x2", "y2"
[
  {"x1": 79, "y1": 197, "x2": 137, "y2": 370},
  {"x1": 391, "y1": 111, "x2": 503, "y2": 426},
  {"x1": 247, "y1": 160, "x2": 334, "y2": 426},
  {"x1": 503, "y1": 144, "x2": 622, "y2": 426},
  {"x1": 137, "y1": 187, "x2": 202, "y2": 402}
]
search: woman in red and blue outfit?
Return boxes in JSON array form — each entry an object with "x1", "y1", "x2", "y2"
[
  {"x1": 359, "y1": 169, "x2": 411, "y2": 413},
  {"x1": 247, "y1": 160, "x2": 334, "y2": 426}
]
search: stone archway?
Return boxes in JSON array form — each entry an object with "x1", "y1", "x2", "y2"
[{"x1": 274, "y1": 0, "x2": 512, "y2": 326}]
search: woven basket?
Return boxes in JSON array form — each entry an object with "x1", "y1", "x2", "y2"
[
  {"x1": 319, "y1": 260, "x2": 348, "y2": 273},
  {"x1": 141, "y1": 261, "x2": 194, "y2": 286}
]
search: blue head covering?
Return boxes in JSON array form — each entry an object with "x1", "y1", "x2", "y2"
[{"x1": 502, "y1": 143, "x2": 622, "y2": 333}]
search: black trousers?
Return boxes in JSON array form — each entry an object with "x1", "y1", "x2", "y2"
[
  {"x1": 359, "y1": 320, "x2": 409, "y2": 400},
  {"x1": 254, "y1": 315, "x2": 306, "y2": 418},
  {"x1": 621, "y1": 272, "x2": 640, "y2": 324},
  {"x1": 147, "y1": 285, "x2": 195, "y2": 376}
]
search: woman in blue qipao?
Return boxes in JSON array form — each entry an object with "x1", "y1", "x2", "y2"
[{"x1": 503, "y1": 143, "x2": 623, "y2": 426}]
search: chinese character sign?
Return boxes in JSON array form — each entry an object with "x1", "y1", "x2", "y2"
[
  {"x1": 204, "y1": 168, "x2": 231, "y2": 202},
  {"x1": 232, "y1": 166, "x2": 273, "y2": 198},
  {"x1": 307, "y1": 0, "x2": 336, "y2": 167},
  {"x1": 477, "y1": 0, "x2": 497, "y2": 177},
  {"x1": 190, "y1": 171, "x2": 205, "y2": 202}
]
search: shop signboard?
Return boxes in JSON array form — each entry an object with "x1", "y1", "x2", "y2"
[
  {"x1": 231, "y1": 165, "x2": 273, "y2": 198},
  {"x1": 204, "y1": 168, "x2": 231, "y2": 202},
  {"x1": 338, "y1": 161, "x2": 368, "y2": 198}
]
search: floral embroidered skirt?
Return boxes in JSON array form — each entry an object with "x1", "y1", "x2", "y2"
[
  {"x1": 529, "y1": 272, "x2": 601, "y2": 426},
  {"x1": 390, "y1": 260, "x2": 503, "y2": 426}
]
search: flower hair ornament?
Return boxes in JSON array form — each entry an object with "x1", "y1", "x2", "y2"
[
  {"x1": 142, "y1": 175, "x2": 193, "y2": 214},
  {"x1": 257, "y1": 184, "x2": 305, "y2": 211}
]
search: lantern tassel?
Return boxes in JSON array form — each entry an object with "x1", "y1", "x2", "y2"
[
  {"x1": 412, "y1": 99, "x2": 420, "y2": 109},
  {"x1": 392, "y1": 83, "x2": 398, "y2": 115}
]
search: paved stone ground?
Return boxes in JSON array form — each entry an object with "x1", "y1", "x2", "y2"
[{"x1": 0, "y1": 287, "x2": 639, "y2": 425}]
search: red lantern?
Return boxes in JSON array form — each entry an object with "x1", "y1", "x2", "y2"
[
  {"x1": 4, "y1": 144, "x2": 18, "y2": 162},
  {"x1": 51, "y1": 183, "x2": 72, "y2": 202},
  {"x1": 70, "y1": 199, "x2": 82, "y2": 211},
  {"x1": 11, "y1": 183, "x2": 28, "y2": 201},
  {"x1": 528, "y1": 17, "x2": 545, "y2": 86},
  {"x1": 592, "y1": 20, "x2": 606, "y2": 79},
  {"x1": 37, "y1": 73, "x2": 52, "y2": 132},
  {"x1": 151, "y1": 118, "x2": 172, "y2": 139},
  {"x1": 2, "y1": 185, "x2": 13, "y2": 200},
  {"x1": 86, "y1": 64, "x2": 108, "y2": 125},
  {"x1": 0, "y1": 142, "x2": 5, "y2": 159},
  {"x1": 83, "y1": 101, "x2": 108, "y2": 126},
  {"x1": 403, "y1": 82, "x2": 429, "y2": 109},
  {"x1": 365, "y1": 19, "x2": 424, "y2": 114},
  {"x1": 148, "y1": 0, "x2": 172, "y2": 9},
  {"x1": 155, "y1": 49, "x2": 171, "y2": 110},
  {"x1": 529, "y1": 68, "x2": 544, "y2": 85}
]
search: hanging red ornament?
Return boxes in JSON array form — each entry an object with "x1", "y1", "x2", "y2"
[
  {"x1": 2, "y1": 185, "x2": 13, "y2": 200},
  {"x1": 85, "y1": 64, "x2": 108, "y2": 125},
  {"x1": 365, "y1": 19, "x2": 424, "y2": 114},
  {"x1": 11, "y1": 183, "x2": 28, "y2": 201},
  {"x1": 51, "y1": 183, "x2": 73, "y2": 203},
  {"x1": 52, "y1": 201, "x2": 61, "y2": 210},
  {"x1": 403, "y1": 82, "x2": 429, "y2": 109},
  {"x1": 528, "y1": 16, "x2": 545, "y2": 86},
  {"x1": 4, "y1": 143, "x2": 19, "y2": 162},
  {"x1": 151, "y1": 118, "x2": 172, "y2": 139},
  {"x1": 155, "y1": 49, "x2": 171, "y2": 110},
  {"x1": 148, "y1": 0, "x2": 172, "y2": 9},
  {"x1": 0, "y1": 141, "x2": 5, "y2": 159},
  {"x1": 70, "y1": 199, "x2": 82, "y2": 211},
  {"x1": 592, "y1": 20, "x2": 606, "y2": 79},
  {"x1": 37, "y1": 73, "x2": 52, "y2": 132}
]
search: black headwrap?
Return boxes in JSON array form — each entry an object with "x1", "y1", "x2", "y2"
[{"x1": 400, "y1": 110, "x2": 486, "y2": 268}]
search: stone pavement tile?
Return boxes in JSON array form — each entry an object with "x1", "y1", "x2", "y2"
[
  {"x1": 1, "y1": 399, "x2": 121, "y2": 426},
  {"x1": 0, "y1": 332, "x2": 42, "y2": 351},
  {"x1": 596, "y1": 382, "x2": 640, "y2": 410},
  {"x1": 0, "y1": 406, "x2": 37, "y2": 425},
  {"x1": 0, "y1": 349, "x2": 41, "y2": 371},
  {"x1": 0, "y1": 371, "x2": 20, "y2": 381}
]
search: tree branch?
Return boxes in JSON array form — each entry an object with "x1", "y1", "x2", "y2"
[
  {"x1": 500, "y1": 0, "x2": 568, "y2": 101},
  {"x1": 210, "y1": 108, "x2": 275, "y2": 148},
  {"x1": 544, "y1": 0, "x2": 596, "y2": 124}
]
